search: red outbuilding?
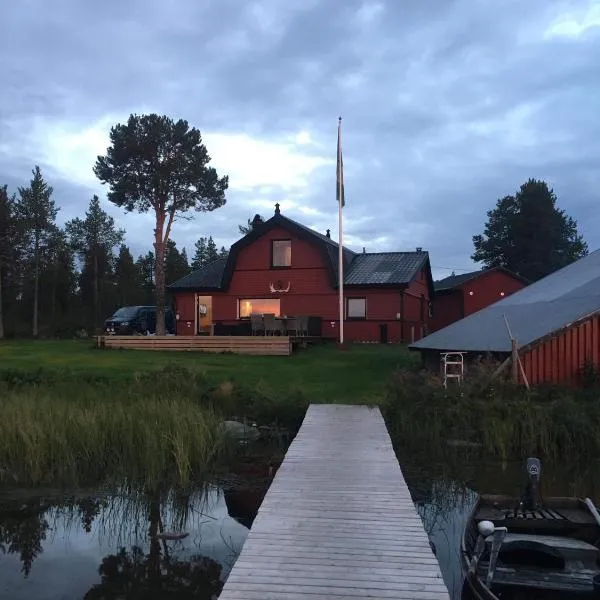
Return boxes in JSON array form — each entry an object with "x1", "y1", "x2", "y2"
[
  {"x1": 430, "y1": 267, "x2": 528, "y2": 332},
  {"x1": 411, "y1": 250, "x2": 600, "y2": 386},
  {"x1": 168, "y1": 204, "x2": 434, "y2": 343}
]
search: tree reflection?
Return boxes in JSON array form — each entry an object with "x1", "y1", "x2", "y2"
[
  {"x1": 84, "y1": 490, "x2": 223, "y2": 599},
  {"x1": 83, "y1": 546, "x2": 223, "y2": 599},
  {"x1": 0, "y1": 506, "x2": 48, "y2": 576}
]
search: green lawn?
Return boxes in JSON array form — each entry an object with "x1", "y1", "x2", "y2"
[{"x1": 0, "y1": 340, "x2": 418, "y2": 404}]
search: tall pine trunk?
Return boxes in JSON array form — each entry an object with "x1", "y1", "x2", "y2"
[
  {"x1": 93, "y1": 249, "x2": 99, "y2": 333},
  {"x1": 0, "y1": 265, "x2": 4, "y2": 339},
  {"x1": 33, "y1": 234, "x2": 40, "y2": 338},
  {"x1": 154, "y1": 237, "x2": 166, "y2": 336}
]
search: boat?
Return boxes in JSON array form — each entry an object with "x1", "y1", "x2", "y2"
[{"x1": 461, "y1": 457, "x2": 600, "y2": 599}]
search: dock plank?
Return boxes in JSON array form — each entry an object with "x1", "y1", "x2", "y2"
[{"x1": 219, "y1": 404, "x2": 449, "y2": 599}]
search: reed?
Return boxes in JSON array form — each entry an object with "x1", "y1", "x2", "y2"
[
  {"x1": 0, "y1": 383, "x2": 228, "y2": 487},
  {"x1": 383, "y1": 360, "x2": 600, "y2": 461}
]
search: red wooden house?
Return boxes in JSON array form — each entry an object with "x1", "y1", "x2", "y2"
[
  {"x1": 168, "y1": 204, "x2": 434, "y2": 343},
  {"x1": 430, "y1": 267, "x2": 528, "y2": 332}
]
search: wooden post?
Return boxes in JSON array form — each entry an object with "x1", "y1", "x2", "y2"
[
  {"x1": 410, "y1": 325, "x2": 415, "y2": 343},
  {"x1": 511, "y1": 338, "x2": 519, "y2": 384}
]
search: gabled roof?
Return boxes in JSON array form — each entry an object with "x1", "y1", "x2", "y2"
[
  {"x1": 168, "y1": 208, "x2": 432, "y2": 293},
  {"x1": 167, "y1": 257, "x2": 227, "y2": 291},
  {"x1": 411, "y1": 250, "x2": 600, "y2": 353},
  {"x1": 434, "y1": 267, "x2": 529, "y2": 292}
]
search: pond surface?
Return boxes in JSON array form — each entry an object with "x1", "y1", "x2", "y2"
[{"x1": 1, "y1": 451, "x2": 599, "y2": 599}]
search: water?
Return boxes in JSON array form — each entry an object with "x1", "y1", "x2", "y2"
[
  {"x1": 1, "y1": 451, "x2": 599, "y2": 599},
  {"x1": 401, "y1": 451, "x2": 600, "y2": 599}
]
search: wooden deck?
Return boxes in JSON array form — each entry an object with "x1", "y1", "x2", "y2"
[
  {"x1": 220, "y1": 404, "x2": 450, "y2": 599},
  {"x1": 96, "y1": 335, "x2": 292, "y2": 356}
]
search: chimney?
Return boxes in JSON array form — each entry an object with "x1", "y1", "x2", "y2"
[
  {"x1": 363, "y1": 247, "x2": 366, "y2": 254},
  {"x1": 416, "y1": 247, "x2": 422, "y2": 252},
  {"x1": 326, "y1": 229, "x2": 330, "y2": 238},
  {"x1": 274, "y1": 202, "x2": 280, "y2": 215}
]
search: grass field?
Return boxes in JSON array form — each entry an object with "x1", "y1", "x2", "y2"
[{"x1": 0, "y1": 339, "x2": 418, "y2": 404}]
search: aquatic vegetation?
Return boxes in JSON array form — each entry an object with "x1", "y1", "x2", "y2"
[
  {"x1": 0, "y1": 385, "x2": 227, "y2": 487},
  {"x1": 384, "y1": 359, "x2": 600, "y2": 460}
]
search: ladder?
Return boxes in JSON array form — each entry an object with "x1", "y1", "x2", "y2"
[{"x1": 441, "y1": 352, "x2": 466, "y2": 388}]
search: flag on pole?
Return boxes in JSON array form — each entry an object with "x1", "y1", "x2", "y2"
[{"x1": 336, "y1": 117, "x2": 345, "y2": 207}]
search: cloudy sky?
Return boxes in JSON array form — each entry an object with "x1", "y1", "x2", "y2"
[{"x1": 1, "y1": 0, "x2": 599, "y2": 280}]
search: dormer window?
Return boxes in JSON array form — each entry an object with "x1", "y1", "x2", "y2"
[{"x1": 272, "y1": 239, "x2": 291, "y2": 268}]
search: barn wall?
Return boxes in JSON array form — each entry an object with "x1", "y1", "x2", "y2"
[
  {"x1": 462, "y1": 270, "x2": 526, "y2": 315},
  {"x1": 430, "y1": 290, "x2": 463, "y2": 332},
  {"x1": 521, "y1": 314, "x2": 600, "y2": 386}
]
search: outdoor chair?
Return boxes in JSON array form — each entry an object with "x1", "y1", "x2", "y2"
[
  {"x1": 285, "y1": 317, "x2": 299, "y2": 336},
  {"x1": 250, "y1": 314, "x2": 265, "y2": 336},
  {"x1": 297, "y1": 315, "x2": 309, "y2": 337},
  {"x1": 263, "y1": 314, "x2": 276, "y2": 335}
]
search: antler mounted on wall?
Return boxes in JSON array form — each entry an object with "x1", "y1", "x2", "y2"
[{"x1": 269, "y1": 281, "x2": 291, "y2": 293}]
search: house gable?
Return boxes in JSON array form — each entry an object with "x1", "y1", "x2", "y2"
[{"x1": 221, "y1": 207, "x2": 355, "y2": 290}]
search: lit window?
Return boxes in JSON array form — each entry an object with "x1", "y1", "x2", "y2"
[
  {"x1": 239, "y1": 299, "x2": 281, "y2": 318},
  {"x1": 347, "y1": 298, "x2": 366, "y2": 319},
  {"x1": 272, "y1": 240, "x2": 291, "y2": 267}
]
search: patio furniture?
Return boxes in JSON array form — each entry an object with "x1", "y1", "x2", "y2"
[
  {"x1": 297, "y1": 315, "x2": 309, "y2": 337},
  {"x1": 284, "y1": 317, "x2": 299, "y2": 336},
  {"x1": 250, "y1": 314, "x2": 265, "y2": 336},
  {"x1": 273, "y1": 318, "x2": 285, "y2": 336},
  {"x1": 263, "y1": 314, "x2": 277, "y2": 335}
]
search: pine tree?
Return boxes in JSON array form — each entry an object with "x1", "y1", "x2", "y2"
[
  {"x1": 0, "y1": 185, "x2": 18, "y2": 339},
  {"x1": 191, "y1": 238, "x2": 205, "y2": 270},
  {"x1": 165, "y1": 240, "x2": 190, "y2": 285},
  {"x1": 66, "y1": 195, "x2": 124, "y2": 331},
  {"x1": 206, "y1": 236, "x2": 219, "y2": 263},
  {"x1": 16, "y1": 166, "x2": 59, "y2": 337},
  {"x1": 115, "y1": 245, "x2": 143, "y2": 306}
]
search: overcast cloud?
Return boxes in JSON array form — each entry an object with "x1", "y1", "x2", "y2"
[{"x1": 1, "y1": 0, "x2": 599, "y2": 279}]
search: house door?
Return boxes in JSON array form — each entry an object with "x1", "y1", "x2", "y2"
[{"x1": 196, "y1": 296, "x2": 213, "y2": 335}]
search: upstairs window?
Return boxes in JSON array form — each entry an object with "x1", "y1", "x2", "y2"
[{"x1": 272, "y1": 239, "x2": 292, "y2": 267}]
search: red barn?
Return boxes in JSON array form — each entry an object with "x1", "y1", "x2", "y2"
[
  {"x1": 430, "y1": 267, "x2": 528, "y2": 332},
  {"x1": 168, "y1": 204, "x2": 434, "y2": 343},
  {"x1": 411, "y1": 250, "x2": 600, "y2": 386}
]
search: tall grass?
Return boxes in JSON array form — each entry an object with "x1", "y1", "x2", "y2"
[
  {"x1": 0, "y1": 391, "x2": 226, "y2": 487},
  {"x1": 0, "y1": 364, "x2": 309, "y2": 487},
  {"x1": 383, "y1": 359, "x2": 600, "y2": 461}
]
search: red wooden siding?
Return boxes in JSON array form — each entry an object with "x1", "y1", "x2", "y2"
[
  {"x1": 521, "y1": 314, "x2": 600, "y2": 386},
  {"x1": 431, "y1": 270, "x2": 526, "y2": 332},
  {"x1": 430, "y1": 292, "x2": 462, "y2": 332},
  {"x1": 172, "y1": 228, "x2": 432, "y2": 343},
  {"x1": 462, "y1": 270, "x2": 525, "y2": 315}
]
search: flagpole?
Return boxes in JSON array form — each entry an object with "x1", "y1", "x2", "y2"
[{"x1": 337, "y1": 117, "x2": 344, "y2": 346}]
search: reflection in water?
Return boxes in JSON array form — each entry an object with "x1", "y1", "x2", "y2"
[
  {"x1": 0, "y1": 485, "x2": 254, "y2": 600},
  {"x1": 2, "y1": 448, "x2": 599, "y2": 600}
]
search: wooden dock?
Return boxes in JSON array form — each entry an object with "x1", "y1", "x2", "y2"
[{"x1": 220, "y1": 404, "x2": 450, "y2": 599}]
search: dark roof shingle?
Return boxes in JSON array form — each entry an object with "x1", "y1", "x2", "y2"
[
  {"x1": 167, "y1": 257, "x2": 227, "y2": 290},
  {"x1": 345, "y1": 252, "x2": 428, "y2": 285}
]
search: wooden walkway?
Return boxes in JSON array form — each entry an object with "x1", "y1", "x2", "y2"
[{"x1": 220, "y1": 404, "x2": 450, "y2": 599}]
